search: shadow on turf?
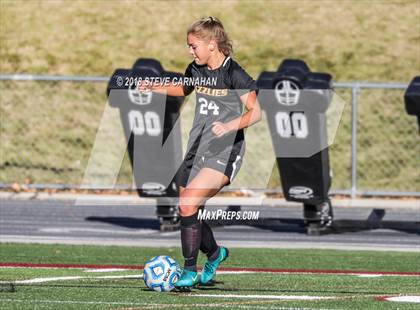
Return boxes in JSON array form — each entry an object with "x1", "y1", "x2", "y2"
[
  {"x1": 86, "y1": 216, "x2": 160, "y2": 230},
  {"x1": 8, "y1": 283, "x2": 397, "y2": 296},
  {"x1": 176, "y1": 281, "x2": 394, "y2": 295},
  {"x1": 0, "y1": 283, "x2": 16, "y2": 293},
  {"x1": 85, "y1": 208, "x2": 420, "y2": 236}
]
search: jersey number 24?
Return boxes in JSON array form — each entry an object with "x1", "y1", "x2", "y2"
[{"x1": 199, "y1": 97, "x2": 219, "y2": 116}]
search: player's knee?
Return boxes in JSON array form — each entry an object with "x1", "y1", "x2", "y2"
[
  {"x1": 179, "y1": 190, "x2": 200, "y2": 217},
  {"x1": 178, "y1": 205, "x2": 198, "y2": 217}
]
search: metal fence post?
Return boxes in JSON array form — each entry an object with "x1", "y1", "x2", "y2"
[{"x1": 351, "y1": 86, "x2": 359, "y2": 198}]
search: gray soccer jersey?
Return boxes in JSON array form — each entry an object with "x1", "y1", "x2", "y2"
[{"x1": 183, "y1": 57, "x2": 257, "y2": 157}]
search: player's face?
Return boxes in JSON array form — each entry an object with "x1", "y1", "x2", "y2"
[{"x1": 187, "y1": 34, "x2": 210, "y2": 65}]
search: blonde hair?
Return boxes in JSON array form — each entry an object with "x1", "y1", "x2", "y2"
[{"x1": 187, "y1": 16, "x2": 233, "y2": 56}]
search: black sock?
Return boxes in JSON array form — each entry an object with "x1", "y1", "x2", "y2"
[
  {"x1": 200, "y1": 221, "x2": 219, "y2": 260},
  {"x1": 180, "y1": 213, "x2": 201, "y2": 272}
]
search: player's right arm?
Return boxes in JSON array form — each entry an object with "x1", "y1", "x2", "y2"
[
  {"x1": 137, "y1": 81, "x2": 186, "y2": 97},
  {"x1": 137, "y1": 62, "x2": 195, "y2": 97}
]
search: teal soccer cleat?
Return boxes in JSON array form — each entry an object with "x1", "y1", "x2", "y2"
[
  {"x1": 174, "y1": 269, "x2": 199, "y2": 288},
  {"x1": 200, "y1": 247, "x2": 229, "y2": 285}
]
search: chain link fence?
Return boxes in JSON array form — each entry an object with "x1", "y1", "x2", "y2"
[
  {"x1": 356, "y1": 87, "x2": 419, "y2": 193},
  {"x1": 0, "y1": 75, "x2": 418, "y2": 196}
]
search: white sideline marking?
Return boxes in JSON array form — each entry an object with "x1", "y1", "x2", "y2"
[
  {"x1": 357, "y1": 274, "x2": 383, "y2": 278},
  {"x1": 89, "y1": 275, "x2": 141, "y2": 280},
  {"x1": 384, "y1": 296, "x2": 420, "y2": 303},
  {"x1": 16, "y1": 276, "x2": 83, "y2": 284},
  {"x1": 4, "y1": 273, "x2": 256, "y2": 284},
  {"x1": 190, "y1": 294, "x2": 335, "y2": 300},
  {"x1": 5, "y1": 274, "x2": 142, "y2": 284},
  {"x1": 84, "y1": 268, "x2": 127, "y2": 273},
  {"x1": 0, "y1": 299, "x2": 335, "y2": 310},
  {"x1": 217, "y1": 271, "x2": 256, "y2": 274}
]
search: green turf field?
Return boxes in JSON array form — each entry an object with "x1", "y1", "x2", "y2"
[{"x1": 1, "y1": 243, "x2": 419, "y2": 309}]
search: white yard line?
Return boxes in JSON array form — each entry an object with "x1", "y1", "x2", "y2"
[
  {"x1": 1, "y1": 274, "x2": 142, "y2": 284},
  {"x1": 84, "y1": 268, "x2": 127, "y2": 272},
  {"x1": 382, "y1": 296, "x2": 420, "y2": 303},
  {"x1": 0, "y1": 299, "x2": 337, "y2": 310},
  {"x1": 357, "y1": 274, "x2": 383, "y2": 278},
  {"x1": 189, "y1": 294, "x2": 336, "y2": 300}
]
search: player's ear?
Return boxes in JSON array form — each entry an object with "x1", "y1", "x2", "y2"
[{"x1": 208, "y1": 39, "x2": 216, "y2": 52}]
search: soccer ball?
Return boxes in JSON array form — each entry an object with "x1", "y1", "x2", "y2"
[{"x1": 143, "y1": 255, "x2": 181, "y2": 292}]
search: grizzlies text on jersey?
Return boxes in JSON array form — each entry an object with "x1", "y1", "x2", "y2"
[
  {"x1": 176, "y1": 57, "x2": 257, "y2": 187},
  {"x1": 183, "y1": 56, "x2": 258, "y2": 158}
]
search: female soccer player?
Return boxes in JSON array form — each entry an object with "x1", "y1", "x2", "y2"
[{"x1": 138, "y1": 16, "x2": 261, "y2": 288}]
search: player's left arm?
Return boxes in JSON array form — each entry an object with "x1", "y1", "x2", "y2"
[{"x1": 212, "y1": 90, "x2": 262, "y2": 138}]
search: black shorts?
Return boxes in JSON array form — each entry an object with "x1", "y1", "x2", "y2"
[{"x1": 178, "y1": 146, "x2": 245, "y2": 188}]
